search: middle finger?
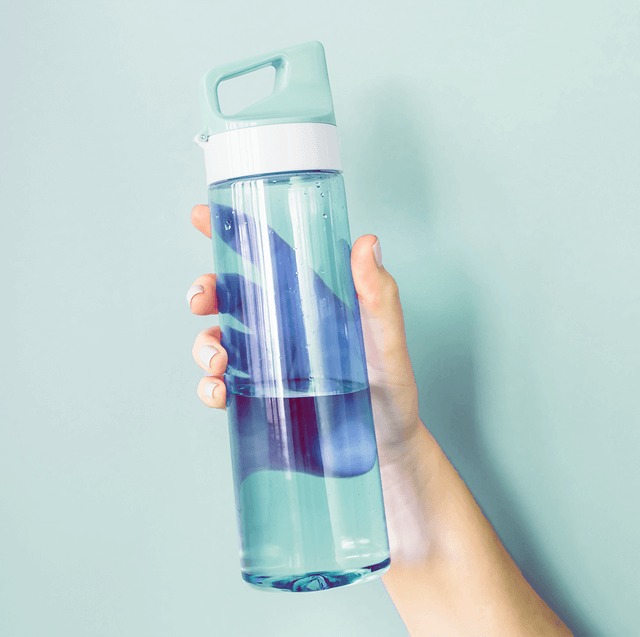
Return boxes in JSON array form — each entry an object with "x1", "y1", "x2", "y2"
[
  {"x1": 187, "y1": 273, "x2": 218, "y2": 316},
  {"x1": 192, "y1": 326, "x2": 228, "y2": 376}
]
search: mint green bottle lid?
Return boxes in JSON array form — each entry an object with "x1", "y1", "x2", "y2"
[{"x1": 196, "y1": 40, "x2": 336, "y2": 140}]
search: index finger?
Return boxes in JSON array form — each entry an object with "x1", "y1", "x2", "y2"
[{"x1": 191, "y1": 204, "x2": 211, "y2": 238}]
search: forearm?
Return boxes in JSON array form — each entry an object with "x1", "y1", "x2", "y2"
[{"x1": 380, "y1": 423, "x2": 573, "y2": 637}]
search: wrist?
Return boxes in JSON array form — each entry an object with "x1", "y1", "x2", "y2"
[
  {"x1": 379, "y1": 422, "x2": 574, "y2": 636},
  {"x1": 378, "y1": 422, "x2": 446, "y2": 568}
]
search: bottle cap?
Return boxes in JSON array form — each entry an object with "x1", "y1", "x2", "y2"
[{"x1": 194, "y1": 41, "x2": 342, "y2": 185}]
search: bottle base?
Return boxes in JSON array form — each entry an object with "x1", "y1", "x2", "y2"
[{"x1": 241, "y1": 557, "x2": 391, "y2": 592}]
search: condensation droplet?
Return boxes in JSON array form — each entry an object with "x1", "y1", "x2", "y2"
[
  {"x1": 303, "y1": 191, "x2": 307, "y2": 195},
  {"x1": 316, "y1": 182, "x2": 321, "y2": 188},
  {"x1": 322, "y1": 213, "x2": 327, "y2": 219},
  {"x1": 320, "y1": 192, "x2": 324, "y2": 197},
  {"x1": 224, "y1": 221, "x2": 231, "y2": 231}
]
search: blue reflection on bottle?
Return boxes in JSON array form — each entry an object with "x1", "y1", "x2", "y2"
[{"x1": 211, "y1": 202, "x2": 377, "y2": 480}]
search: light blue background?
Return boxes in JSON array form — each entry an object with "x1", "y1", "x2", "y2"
[{"x1": 1, "y1": 2, "x2": 639, "y2": 636}]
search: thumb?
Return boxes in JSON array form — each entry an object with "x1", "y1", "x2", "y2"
[{"x1": 351, "y1": 235, "x2": 415, "y2": 388}]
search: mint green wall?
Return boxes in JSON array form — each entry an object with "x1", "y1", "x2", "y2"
[{"x1": 2, "y1": 2, "x2": 638, "y2": 636}]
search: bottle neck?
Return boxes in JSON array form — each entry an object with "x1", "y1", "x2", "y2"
[{"x1": 195, "y1": 122, "x2": 342, "y2": 186}]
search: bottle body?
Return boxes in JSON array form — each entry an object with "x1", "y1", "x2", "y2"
[{"x1": 208, "y1": 169, "x2": 391, "y2": 592}]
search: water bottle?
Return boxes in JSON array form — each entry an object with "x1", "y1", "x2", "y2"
[{"x1": 194, "y1": 41, "x2": 391, "y2": 593}]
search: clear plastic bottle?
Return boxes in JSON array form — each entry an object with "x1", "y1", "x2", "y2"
[{"x1": 195, "y1": 41, "x2": 390, "y2": 592}]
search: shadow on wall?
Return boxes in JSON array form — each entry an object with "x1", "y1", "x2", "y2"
[{"x1": 352, "y1": 79, "x2": 593, "y2": 637}]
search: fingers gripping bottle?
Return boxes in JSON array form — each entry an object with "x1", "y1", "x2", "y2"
[{"x1": 194, "y1": 41, "x2": 391, "y2": 592}]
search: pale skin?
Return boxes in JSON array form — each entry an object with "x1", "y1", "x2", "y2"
[{"x1": 188, "y1": 204, "x2": 574, "y2": 637}]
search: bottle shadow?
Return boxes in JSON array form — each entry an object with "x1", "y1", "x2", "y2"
[{"x1": 351, "y1": 80, "x2": 592, "y2": 637}]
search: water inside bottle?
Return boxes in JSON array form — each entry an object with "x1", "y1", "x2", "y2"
[
  {"x1": 228, "y1": 385, "x2": 390, "y2": 589},
  {"x1": 209, "y1": 172, "x2": 390, "y2": 590}
]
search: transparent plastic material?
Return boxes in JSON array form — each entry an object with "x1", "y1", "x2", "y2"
[{"x1": 208, "y1": 169, "x2": 391, "y2": 592}]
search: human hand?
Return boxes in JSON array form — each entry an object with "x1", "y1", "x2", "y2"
[
  {"x1": 187, "y1": 204, "x2": 574, "y2": 636},
  {"x1": 188, "y1": 203, "x2": 423, "y2": 465},
  {"x1": 188, "y1": 202, "x2": 430, "y2": 564}
]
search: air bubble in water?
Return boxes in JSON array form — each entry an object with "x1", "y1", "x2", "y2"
[{"x1": 224, "y1": 221, "x2": 231, "y2": 230}]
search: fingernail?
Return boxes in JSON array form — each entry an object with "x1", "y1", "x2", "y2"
[
  {"x1": 198, "y1": 344, "x2": 219, "y2": 368},
  {"x1": 204, "y1": 382, "x2": 218, "y2": 399},
  {"x1": 187, "y1": 284, "x2": 205, "y2": 307},
  {"x1": 372, "y1": 238, "x2": 382, "y2": 268}
]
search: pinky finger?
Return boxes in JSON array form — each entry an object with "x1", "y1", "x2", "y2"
[{"x1": 198, "y1": 375, "x2": 227, "y2": 411}]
